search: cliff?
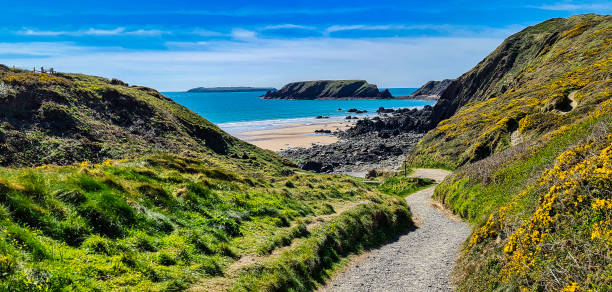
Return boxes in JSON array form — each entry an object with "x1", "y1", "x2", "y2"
[
  {"x1": 407, "y1": 79, "x2": 453, "y2": 100},
  {"x1": 407, "y1": 14, "x2": 611, "y2": 291},
  {"x1": 262, "y1": 80, "x2": 392, "y2": 99}
]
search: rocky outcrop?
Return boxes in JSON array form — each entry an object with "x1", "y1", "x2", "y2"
[
  {"x1": 281, "y1": 131, "x2": 424, "y2": 173},
  {"x1": 262, "y1": 80, "x2": 393, "y2": 99},
  {"x1": 343, "y1": 107, "x2": 434, "y2": 138},
  {"x1": 407, "y1": 79, "x2": 453, "y2": 100}
]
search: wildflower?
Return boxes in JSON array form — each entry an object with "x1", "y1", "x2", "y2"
[
  {"x1": 592, "y1": 198, "x2": 612, "y2": 210},
  {"x1": 561, "y1": 281, "x2": 580, "y2": 292}
]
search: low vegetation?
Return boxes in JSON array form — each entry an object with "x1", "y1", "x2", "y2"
[
  {"x1": 0, "y1": 65, "x2": 285, "y2": 168},
  {"x1": 0, "y1": 65, "x2": 417, "y2": 290},
  {"x1": 406, "y1": 14, "x2": 611, "y2": 291},
  {"x1": 378, "y1": 175, "x2": 434, "y2": 197},
  {"x1": 0, "y1": 154, "x2": 412, "y2": 290},
  {"x1": 409, "y1": 14, "x2": 611, "y2": 169}
]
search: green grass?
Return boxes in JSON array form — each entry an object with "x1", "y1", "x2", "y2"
[
  {"x1": 0, "y1": 66, "x2": 291, "y2": 170},
  {"x1": 0, "y1": 154, "x2": 412, "y2": 291},
  {"x1": 407, "y1": 14, "x2": 612, "y2": 291},
  {"x1": 378, "y1": 176, "x2": 435, "y2": 197},
  {"x1": 434, "y1": 114, "x2": 610, "y2": 224},
  {"x1": 0, "y1": 65, "x2": 420, "y2": 291},
  {"x1": 408, "y1": 14, "x2": 611, "y2": 170},
  {"x1": 231, "y1": 202, "x2": 411, "y2": 291}
]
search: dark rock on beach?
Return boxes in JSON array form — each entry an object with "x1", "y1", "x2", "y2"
[
  {"x1": 281, "y1": 131, "x2": 424, "y2": 174},
  {"x1": 376, "y1": 107, "x2": 395, "y2": 113},
  {"x1": 347, "y1": 108, "x2": 367, "y2": 114},
  {"x1": 280, "y1": 99, "x2": 453, "y2": 174}
]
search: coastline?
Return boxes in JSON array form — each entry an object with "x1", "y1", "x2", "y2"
[
  {"x1": 221, "y1": 116, "x2": 357, "y2": 151},
  {"x1": 216, "y1": 102, "x2": 430, "y2": 153}
]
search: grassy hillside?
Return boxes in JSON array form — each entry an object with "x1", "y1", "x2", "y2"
[
  {"x1": 0, "y1": 67, "x2": 414, "y2": 290},
  {"x1": 409, "y1": 14, "x2": 611, "y2": 168},
  {"x1": 406, "y1": 14, "x2": 611, "y2": 291},
  {"x1": 0, "y1": 154, "x2": 412, "y2": 291},
  {"x1": 0, "y1": 65, "x2": 285, "y2": 168}
]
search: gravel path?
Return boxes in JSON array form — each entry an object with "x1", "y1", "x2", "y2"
[{"x1": 322, "y1": 169, "x2": 471, "y2": 292}]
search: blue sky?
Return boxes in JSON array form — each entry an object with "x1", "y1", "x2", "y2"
[{"x1": 1, "y1": 1, "x2": 610, "y2": 90}]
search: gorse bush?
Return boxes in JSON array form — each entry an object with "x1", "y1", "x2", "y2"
[
  {"x1": 462, "y1": 131, "x2": 611, "y2": 291},
  {"x1": 419, "y1": 14, "x2": 612, "y2": 292},
  {"x1": 409, "y1": 14, "x2": 611, "y2": 170}
]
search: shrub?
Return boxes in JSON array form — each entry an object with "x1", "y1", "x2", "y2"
[
  {"x1": 158, "y1": 252, "x2": 177, "y2": 266},
  {"x1": 137, "y1": 183, "x2": 174, "y2": 206},
  {"x1": 82, "y1": 234, "x2": 119, "y2": 255}
]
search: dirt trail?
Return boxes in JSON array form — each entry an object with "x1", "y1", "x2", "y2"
[{"x1": 322, "y1": 169, "x2": 470, "y2": 292}]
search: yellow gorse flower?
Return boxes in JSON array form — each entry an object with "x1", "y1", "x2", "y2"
[{"x1": 561, "y1": 281, "x2": 580, "y2": 292}]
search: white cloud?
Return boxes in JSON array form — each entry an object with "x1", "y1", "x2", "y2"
[
  {"x1": 323, "y1": 24, "x2": 521, "y2": 38},
  {"x1": 0, "y1": 35, "x2": 508, "y2": 91},
  {"x1": 325, "y1": 24, "x2": 414, "y2": 34},
  {"x1": 18, "y1": 27, "x2": 166, "y2": 37},
  {"x1": 263, "y1": 24, "x2": 315, "y2": 30},
  {"x1": 124, "y1": 29, "x2": 166, "y2": 36},
  {"x1": 532, "y1": 2, "x2": 612, "y2": 11},
  {"x1": 231, "y1": 28, "x2": 257, "y2": 41}
]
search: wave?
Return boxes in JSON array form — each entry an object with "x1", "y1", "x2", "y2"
[{"x1": 217, "y1": 105, "x2": 427, "y2": 135}]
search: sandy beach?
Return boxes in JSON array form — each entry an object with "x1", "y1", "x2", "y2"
[{"x1": 233, "y1": 119, "x2": 356, "y2": 151}]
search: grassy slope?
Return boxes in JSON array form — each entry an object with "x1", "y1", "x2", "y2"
[
  {"x1": 406, "y1": 14, "x2": 611, "y2": 291},
  {"x1": 0, "y1": 69, "x2": 414, "y2": 290},
  {"x1": 0, "y1": 66, "x2": 286, "y2": 168}
]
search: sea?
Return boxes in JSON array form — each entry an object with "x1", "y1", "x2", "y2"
[{"x1": 163, "y1": 88, "x2": 433, "y2": 135}]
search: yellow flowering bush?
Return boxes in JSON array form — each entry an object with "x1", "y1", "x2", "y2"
[
  {"x1": 500, "y1": 134, "x2": 610, "y2": 288},
  {"x1": 463, "y1": 132, "x2": 611, "y2": 291},
  {"x1": 2, "y1": 73, "x2": 73, "y2": 87},
  {"x1": 561, "y1": 282, "x2": 580, "y2": 292}
]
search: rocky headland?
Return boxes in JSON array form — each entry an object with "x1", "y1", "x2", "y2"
[
  {"x1": 262, "y1": 80, "x2": 393, "y2": 99},
  {"x1": 404, "y1": 79, "x2": 453, "y2": 100}
]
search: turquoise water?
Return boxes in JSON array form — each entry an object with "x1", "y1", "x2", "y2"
[{"x1": 163, "y1": 88, "x2": 433, "y2": 134}]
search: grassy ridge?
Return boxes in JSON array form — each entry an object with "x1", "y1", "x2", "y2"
[
  {"x1": 230, "y1": 203, "x2": 411, "y2": 291},
  {"x1": 0, "y1": 154, "x2": 412, "y2": 290},
  {"x1": 406, "y1": 14, "x2": 611, "y2": 291},
  {"x1": 441, "y1": 115, "x2": 611, "y2": 291},
  {"x1": 409, "y1": 14, "x2": 611, "y2": 169},
  {"x1": 0, "y1": 66, "x2": 286, "y2": 168},
  {"x1": 0, "y1": 66, "x2": 417, "y2": 290}
]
